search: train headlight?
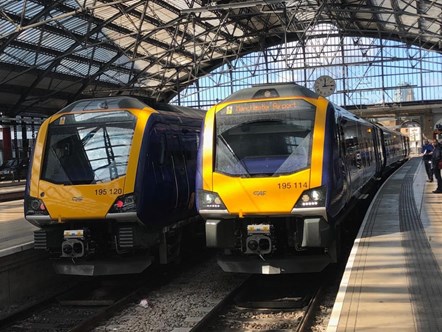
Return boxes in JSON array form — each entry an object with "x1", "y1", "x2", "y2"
[
  {"x1": 25, "y1": 197, "x2": 48, "y2": 215},
  {"x1": 294, "y1": 186, "x2": 326, "y2": 208},
  {"x1": 197, "y1": 190, "x2": 227, "y2": 210},
  {"x1": 109, "y1": 193, "x2": 137, "y2": 213}
]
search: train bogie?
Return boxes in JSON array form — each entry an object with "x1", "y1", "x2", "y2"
[
  {"x1": 25, "y1": 97, "x2": 205, "y2": 275},
  {"x1": 197, "y1": 83, "x2": 408, "y2": 274}
]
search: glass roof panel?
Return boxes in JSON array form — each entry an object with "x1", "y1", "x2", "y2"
[
  {"x1": 99, "y1": 70, "x2": 130, "y2": 84},
  {"x1": 16, "y1": 28, "x2": 41, "y2": 44},
  {"x1": 0, "y1": 19, "x2": 18, "y2": 37},
  {"x1": 149, "y1": 3, "x2": 179, "y2": 22},
  {"x1": 103, "y1": 32, "x2": 137, "y2": 49},
  {"x1": 87, "y1": 64, "x2": 100, "y2": 75},
  {"x1": 40, "y1": 31, "x2": 73, "y2": 52},
  {"x1": 35, "y1": 53, "x2": 56, "y2": 70},
  {"x1": 133, "y1": 59, "x2": 153, "y2": 70},
  {"x1": 1, "y1": 47, "x2": 36, "y2": 66},
  {"x1": 141, "y1": 43, "x2": 164, "y2": 56},
  {"x1": 135, "y1": 77, "x2": 161, "y2": 88},
  {"x1": 171, "y1": 0, "x2": 196, "y2": 11},
  {"x1": 99, "y1": 27, "x2": 128, "y2": 44},
  {"x1": 92, "y1": 47, "x2": 119, "y2": 63},
  {"x1": 95, "y1": 6, "x2": 131, "y2": 29},
  {"x1": 151, "y1": 30, "x2": 174, "y2": 45},
  {"x1": 401, "y1": 15, "x2": 419, "y2": 27},
  {"x1": 58, "y1": 59, "x2": 92, "y2": 76},
  {"x1": 72, "y1": 46, "x2": 93, "y2": 58},
  {"x1": 115, "y1": 55, "x2": 133, "y2": 69},
  {"x1": 2, "y1": 0, "x2": 44, "y2": 18},
  {"x1": 58, "y1": 16, "x2": 96, "y2": 35},
  {"x1": 62, "y1": 0, "x2": 82, "y2": 9}
]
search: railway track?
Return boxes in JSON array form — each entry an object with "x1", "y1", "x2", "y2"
[
  {"x1": 186, "y1": 189, "x2": 375, "y2": 332},
  {"x1": 190, "y1": 268, "x2": 333, "y2": 332},
  {"x1": 0, "y1": 246, "x2": 214, "y2": 332},
  {"x1": 0, "y1": 274, "x2": 152, "y2": 332}
]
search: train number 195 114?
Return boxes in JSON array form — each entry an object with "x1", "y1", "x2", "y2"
[{"x1": 277, "y1": 182, "x2": 308, "y2": 189}]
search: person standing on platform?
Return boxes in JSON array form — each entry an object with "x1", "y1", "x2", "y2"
[
  {"x1": 431, "y1": 139, "x2": 442, "y2": 193},
  {"x1": 422, "y1": 139, "x2": 434, "y2": 182}
]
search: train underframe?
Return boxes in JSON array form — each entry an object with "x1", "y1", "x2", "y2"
[
  {"x1": 205, "y1": 215, "x2": 339, "y2": 274},
  {"x1": 33, "y1": 218, "x2": 198, "y2": 276}
]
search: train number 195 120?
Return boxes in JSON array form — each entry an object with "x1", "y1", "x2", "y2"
[
  {"x1": 277, "y1": 182, "x2": 308, "y2": 189},
  {"x1": 95, "y1": 188, "x2": 123, "y2": 195}
]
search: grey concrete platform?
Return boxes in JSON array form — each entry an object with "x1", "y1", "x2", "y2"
[
  {"x1": 0, "y1": 182, "x2": 25, "y2": 202},
  {"x1": 0, "y1": 199, "x2": 37, "y2": 257},
  {"x1": 328, "y1": 157, "x2": 442, "y2": 331}
]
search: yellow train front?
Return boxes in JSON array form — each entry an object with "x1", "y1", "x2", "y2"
[
  {"x1": 196, "y1": 83, "x2": 401, "y2": 274},
  {"x1": 25, "y1": 97, "x2": 204, "y2": 275}
]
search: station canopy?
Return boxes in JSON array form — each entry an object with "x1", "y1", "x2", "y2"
[{"x1": 0, "y1": 0, "x2": 441, "y2": 117}]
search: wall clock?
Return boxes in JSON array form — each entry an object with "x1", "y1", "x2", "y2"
[{"x1": 314, "y1": 75, "x2": 336, "y2": 97}]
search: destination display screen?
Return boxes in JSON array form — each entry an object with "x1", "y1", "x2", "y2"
[{"x1": 217, "y1": 99, "x2": 315, "y2": 116}]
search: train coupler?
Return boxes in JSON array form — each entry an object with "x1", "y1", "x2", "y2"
[
  {"x1": 61, "y1": 229, "x2": 92, "y2": 258},
  {"x1": 245, "y1": 224, "x2": 273, "y2": 257}
]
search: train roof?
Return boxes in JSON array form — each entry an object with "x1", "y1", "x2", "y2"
[
  {"x1": 56, "y1": 96, "x2": 205, "y2": 119},
  {"x1": 222, "y1": 83, "x2": 318, "y2": 102},
  {"x1": 334, "y1": 104, "x2": 405, "y2": 136}
]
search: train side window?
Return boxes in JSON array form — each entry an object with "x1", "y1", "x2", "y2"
[
  {"x1": 180, "y1": 131, "x2": 199, "y2": 162},
  {"x1": 147, "y1": 126, "x2": 174, "y2": 185},
  {"x1": 167, "y1": 133, "x2": 184, "y2": 168},
  {"x1": 159, "y1": 134, "x2": 166, "y2": 165},
  {"x1": 341, "y1": 118, "x2": 361, "y2": 168},
  {"x1": 336, "y1": 125, "x2": 347, "y2": 157},
  {"x1": 147, "y1": 127, "x2": 167, "y2": 165},
  {"x1": 338, "y1": 121, "x2": 346, "y2": 155}
]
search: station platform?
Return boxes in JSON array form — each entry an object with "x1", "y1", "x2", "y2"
[
  {"x1": 0, "y1": 181, "x2": 25, "y2": 202},
  {"x1": 327, "y1": 157, "x2": 442, "y2": 331},
  {"x1": 0, "y1": 198, "x2": 37, "y2": 257}
]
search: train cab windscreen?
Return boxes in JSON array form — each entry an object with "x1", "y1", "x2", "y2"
[
  {"x1": 41, "y1": 111, "x2": 136, "y2": 185},
  {"x1": 215, "y1": 99, "x2": 316, "y2": 176}
]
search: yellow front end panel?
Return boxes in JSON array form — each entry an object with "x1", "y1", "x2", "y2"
[
  {"x1": 203, "y1": 95, "x2": 330, "y2": 217},
  {"x1": 28, "y1": 106, "x2": 154, "y2": 222},
  {"x1": 201, "y1": 105, "x2": 217, "y2": 192},
  {"x1": 309, "y1": 97, "x2": 327, "y2": 187},
  {"x1": 38, "y1": 178, "x2": 126, "y2": 220},
  {"x1": 213, "y1": 169, "x2": 310, "y2": 215},
  {"x1": 29, "y1": 119, "x2": 49, "y2": 200}
]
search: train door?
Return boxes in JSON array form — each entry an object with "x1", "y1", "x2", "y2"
[
  {"x1": 166, "y1": 131, "x2": 189, "y2": 211},
  {"x1": 341, "y1": 118, "x2": 363, "y2": 194},
  {"x1": 143, "y1": 124, "x2": 176, "y2": 225},
  {"x1": 180, "y1": 129, "x2": 200, "y2": 211},
  {"x1": 338, "y1": 117, "x2": 352, "y2": 202},
  {"x1": 328, "y1": 115, "x2": 349, "y2": 214},
  {"x1": 372, "y1": 126, "x2": 384, "y2": 177}
]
